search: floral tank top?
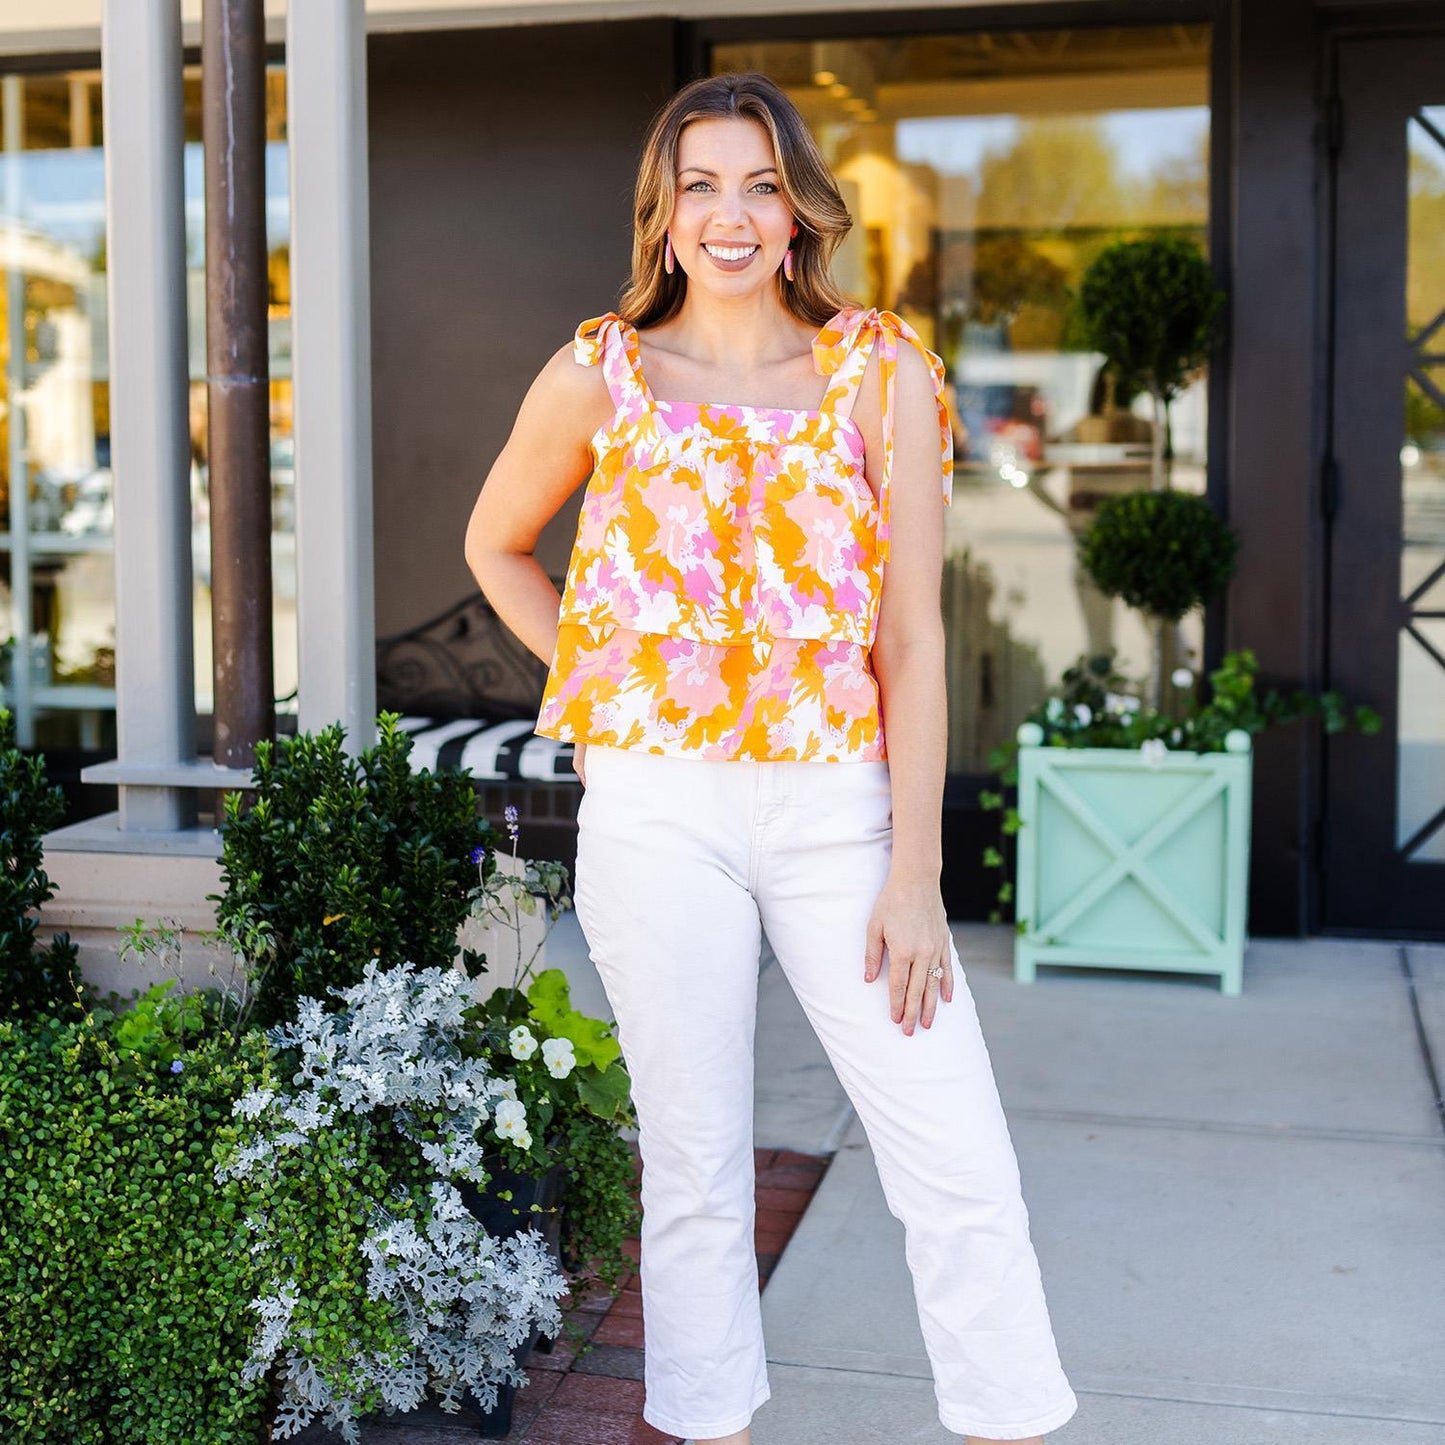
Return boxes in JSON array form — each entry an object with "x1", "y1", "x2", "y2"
[{"x1": 534, "y1": 305, "x2": 953, "y2": 762}]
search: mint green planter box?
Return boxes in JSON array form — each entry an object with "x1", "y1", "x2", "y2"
[{"x1": 1013, "y1": 725, "x2": 1252, "y2": 995}]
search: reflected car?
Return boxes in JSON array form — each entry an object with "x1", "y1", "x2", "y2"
[{"x1": 955, "y1": 382, "x2": 1047, "y2": 475}]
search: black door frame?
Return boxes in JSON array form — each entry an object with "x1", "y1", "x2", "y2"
[{"x1": 1320, "y1": 22, "x2": 1445, "y2": 935}]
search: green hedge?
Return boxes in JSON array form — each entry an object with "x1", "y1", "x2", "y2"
[
  {"x1": 0, "y1": 706, "x2": 82, "y2": 1019},
  {"x1": 0, "y1": 1019, "x2": 270, "y2": 1443}
]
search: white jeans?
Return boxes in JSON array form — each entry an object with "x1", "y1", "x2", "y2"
[{"x1": 573, "y1": 744, "x2": 1079, "y2": 1441}]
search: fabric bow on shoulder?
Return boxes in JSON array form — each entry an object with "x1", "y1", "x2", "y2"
[{"x1": 573, "y1": 312, "x2": 625, "y2": 367}]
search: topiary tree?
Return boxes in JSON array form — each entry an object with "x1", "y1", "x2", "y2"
[
  {"x1": 213, "y1": 711, "x2": 502, "y2": 1028},
  {"x1": 0, "y1": 709, "x2": 82, "y2": 1019},
  {"x1": 1077, "y1": 235, "x2": 1224, "y2": 489},
  {"x1": 1078, "y1": 490, "x2": 1238, "y2": 706}
]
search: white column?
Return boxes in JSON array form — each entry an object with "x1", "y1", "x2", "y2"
[
  {"x1": 3, "y1": 77, "x2": 31, "y2": 746},
  {"x1": 288, "y1": 0, "x2": 377, "y2": 753},
  {"x1": 97, "y1": 0, "x2": 198, "y2": 829}
]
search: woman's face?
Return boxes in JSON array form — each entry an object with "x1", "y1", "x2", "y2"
[{"x1": 669, "y1": 116, "x2": 795, "y2": 296}]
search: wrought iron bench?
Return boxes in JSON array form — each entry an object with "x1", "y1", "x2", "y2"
[{"x1": 376, "y1": 582, "x2": 581, "y2": 848}]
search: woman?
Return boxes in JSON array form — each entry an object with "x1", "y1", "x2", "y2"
[{"x1": 464, "y1": 72, "x2": 1077, "y2": 1445}]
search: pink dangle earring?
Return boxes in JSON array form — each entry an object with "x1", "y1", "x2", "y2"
[
  {"x1": 664, "y1": 231, "x2": 675, "y2": 275},
  {"x1": 783, "y1": 222, "x2": 798, "y2": 282}
]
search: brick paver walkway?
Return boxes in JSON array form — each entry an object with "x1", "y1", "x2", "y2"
[{"x1": 293, "y1": 1146, "x2": 831, "y2": 1444}]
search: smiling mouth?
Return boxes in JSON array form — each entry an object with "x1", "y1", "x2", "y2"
[{"x1": 703, "y1": 243, "x2": 761, "y2": 261}]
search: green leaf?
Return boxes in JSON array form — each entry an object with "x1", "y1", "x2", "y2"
[
  {"x1": 526, "y1": 969, "x2": 621, "y2": 1068},
  {"x1": 574, "y1": 1062, "x2": 632, "y2": 1121}
]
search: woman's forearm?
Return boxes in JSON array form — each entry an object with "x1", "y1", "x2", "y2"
[
  {"x1": 466, "y1": 548, "x2": 563, "y2": 666},
  {"x1": 871, "y1": 632, "x2": 948, "y2": 882}
]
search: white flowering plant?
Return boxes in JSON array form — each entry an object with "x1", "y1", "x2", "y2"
[
  {"x1": 460, "y1": 804, "x2": 639, "y2": 1274},
  {"x1": 979, "y1": 649, "x2": 1381, "y2": 923}
]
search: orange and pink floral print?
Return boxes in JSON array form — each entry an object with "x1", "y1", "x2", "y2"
[{"x1": 534, "y1": 306, "x2": 953, "y2": 763}]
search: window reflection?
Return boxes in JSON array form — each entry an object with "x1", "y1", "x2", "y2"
[
  {"x1": 0, "y1": 63, "x2": 295, "y2": 747},
  {"x1": 714, "y1": 26, "x2": 1212, "y2": 770}
]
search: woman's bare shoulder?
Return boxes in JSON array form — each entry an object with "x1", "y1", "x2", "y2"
[
  {"x1": 893, "y1": 337, "x2": 938, "y2": 404},
  {"x1": 514, "y1": 337, "x2": 615, "y2": 444}
]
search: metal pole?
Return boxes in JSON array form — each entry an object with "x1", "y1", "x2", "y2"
[{"x1": 203, "y1": 0, "x2": 274, "y2": 767}]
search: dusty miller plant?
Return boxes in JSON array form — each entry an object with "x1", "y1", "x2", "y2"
[{"x1": 217, "y1": 961, "x2": 568, "y2": 1441}]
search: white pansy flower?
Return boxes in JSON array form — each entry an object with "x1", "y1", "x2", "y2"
[
  {"x1": 508, "y1": 1025, "x2": 538, "y2": 1061},
  {"x1": 514, "y1": 1129, "x2": 533, "y2": 1151},
  {"x1": 494, "y1": 1098, "x2": 527, "y2": 1135},
  {"x1": 1045, "y1": 697, "x2": 1065, "y2": 723},
  {"x1": 1139, "y1": 738, "x2": 1168, "y2": 769},
  {"x1": 1073, "y1": 703, "x2": 1092, "y2": 726},
  {"x1": 541, "y1": 1037, "x2": 576, "y2": 1080},
  {"x1": 1171, "y1": 667, "x2": 1195, "y2": 689}
]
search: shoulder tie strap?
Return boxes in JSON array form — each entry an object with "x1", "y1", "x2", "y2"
[
  {"x1": 574, "y1": 312, "x2": 650, "y2": 415},
  {"x1": 814, "y1": 307, "x2": 954, "y2": 563}
]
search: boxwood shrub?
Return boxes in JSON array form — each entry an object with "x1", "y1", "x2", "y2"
[
  {"x1": 0, "y1": 706, "x2": 82, "y2": 1019},
  {"x1": 214, "y1": 712, "x2": 501, "y2": 1027},
  {"x1": 0, "y1": 1018, "x2": 271, "y2": 1443}
]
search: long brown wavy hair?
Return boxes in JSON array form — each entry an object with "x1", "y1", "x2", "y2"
[{"x1": 616, "y1": 72, "x2": 858, "y2": 329}]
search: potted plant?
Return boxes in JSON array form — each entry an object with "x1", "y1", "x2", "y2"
[
  {"x1": 982, "y1": 651, "x2": 1380, "y2": 995},
  {"x1": 0, "y1": 713, "x2": 634, "y2": 1445},
  {"x1": 210, "y1": 718, "x2": 640, "y2": 1439},
  {"x1": 216, "y1": 959, "x2": 638, "y2": 1440},
  {"x1": 215, "y1": 959, "x2": 574, "y2": 1441}
]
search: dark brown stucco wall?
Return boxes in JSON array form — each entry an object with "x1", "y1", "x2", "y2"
[{"x1": 366, "y1": 23, "x2": 677, "y2": 637}]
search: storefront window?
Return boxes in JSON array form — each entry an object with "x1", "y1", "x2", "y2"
[
  {"x1": 0, "y1": 64, "x2": 294, "y2": 749},
  {"x1": 713, "y1": 26, "x2": 1212, "y2": 771}
]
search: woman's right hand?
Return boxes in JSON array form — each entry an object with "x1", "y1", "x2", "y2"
[{"x1": 572, "y1": 740, "x2": 588, "y2": 788}]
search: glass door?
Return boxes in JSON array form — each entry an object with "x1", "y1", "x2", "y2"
[
  {"x1": 711, "y1": 26, "x2": 1214, "y2": 774},
  {"x1": 1325, "y1": 34, "x2": 1445, "y2": 933}
]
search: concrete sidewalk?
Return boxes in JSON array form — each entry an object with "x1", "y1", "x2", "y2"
[{"x1": 547, "y1": 914, "x2": 1445, "y2": 1443}]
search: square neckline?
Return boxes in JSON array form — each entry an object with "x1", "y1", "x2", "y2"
[{"x1": 621, "y1": 312, "x2": 859, "y2": 425}]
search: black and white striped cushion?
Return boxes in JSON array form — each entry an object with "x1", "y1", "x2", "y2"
[{"x1": 396, "y1": 717, "x2": 579, "y2": 783}]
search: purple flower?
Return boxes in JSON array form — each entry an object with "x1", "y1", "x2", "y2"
[
  {"x1": 470, "y1": 844, "x2": 488, "y2": 866},
  {"x1": 504, "y1": 804, "x2": 520, "y2": 842},
  {"x1": 170, "y1": 1059, "x2": 185, "y2": 1074}
]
